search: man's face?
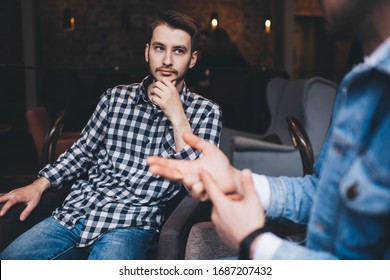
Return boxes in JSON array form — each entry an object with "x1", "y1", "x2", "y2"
[
  {"x1": 145, "y1": 24, "x2": 198, "y2": 87},
  {"x1": 319, "y1": 0, "x2": 371, "y2": 40}
]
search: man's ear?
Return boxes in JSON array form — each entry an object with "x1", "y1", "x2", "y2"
[
  {"x1": 145, "y1": 44, "x2": 150, "y2": 63},
  {"x1": 189, "y1": 51, "x2": 198, "y2": 69}
]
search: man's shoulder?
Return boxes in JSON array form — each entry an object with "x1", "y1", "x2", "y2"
[
  {"x1": 103, "y1": 82, "x2": 141, "y2": 101},
  {"x1": 186, "y1": 90, "x2": 221, "y2": 111}
]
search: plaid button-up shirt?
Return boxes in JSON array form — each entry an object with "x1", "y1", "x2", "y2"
[{"x1": 39, "y1": 76, "x2": 222, "y2": 247}]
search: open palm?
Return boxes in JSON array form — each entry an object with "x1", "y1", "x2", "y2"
[{"x1": 147, "y1": 133, "x2": 239, "y2": 199}]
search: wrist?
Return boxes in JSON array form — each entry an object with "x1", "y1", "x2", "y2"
[
  {"x1": 239, "y1": 226, "x2": 269, "y2": 260},
  {"x1": 170, "y1": 113, "x2": 190, "y2": 128},
  {"x1": 32, "y1": 177, "x2": 51, "y2": 193}
]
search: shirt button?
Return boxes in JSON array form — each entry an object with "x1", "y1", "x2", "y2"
[
  {"x1": 346, "y1": 183, "x2": 359, "y2": 200},
  {"x1": 145, "y1": 138, "x2": 150, "y2": 144}
]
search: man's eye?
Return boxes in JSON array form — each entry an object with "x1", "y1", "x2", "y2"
[
  {"x1": 174, "y1": 49, "x2": 185, "y2": 54},
  {"x1": 155, "y1": 46, "x2": 164, "y2": 51}
]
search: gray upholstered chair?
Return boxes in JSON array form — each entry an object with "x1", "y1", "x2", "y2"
[{"x1": 231, "y1": 76, "x2": 337, "y2": 176}]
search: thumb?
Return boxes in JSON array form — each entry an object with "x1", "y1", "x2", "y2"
[
  {"x1": 240, "y1": 169, "x2": 257, "y2": 197},
  {"x1": 183, "y1": 133, "x2": 219, "y2": 158},
  {"x1": 183, "y1": 133, "x2": 207, "y2": 152}
]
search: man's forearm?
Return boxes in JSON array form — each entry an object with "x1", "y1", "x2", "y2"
[{"x1": 172, "y1": 116, "x2": 192, "y2": 152}]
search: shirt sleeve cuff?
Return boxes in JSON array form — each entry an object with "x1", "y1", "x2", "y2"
[
  {"x1": 252, "y1": 232, "x2": 283, "y2": 259},
  {"x1": 252, "y1": 173, "x2": 271, "y2": 211},
  {"x1": 38, "y1": 166, "x2": 62, "y2": 189}
]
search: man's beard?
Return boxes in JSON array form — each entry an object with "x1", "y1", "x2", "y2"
[
  {"x1": 320, "y1": 0, "x2": 372, "y2": 41},
  {"x1": 147, "y1": 53, "x2": 191, "y2": 85}
]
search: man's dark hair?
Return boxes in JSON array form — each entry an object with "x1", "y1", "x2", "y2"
[{"x1": 147, "y1": 10, "x2": 199, "y2": 52}]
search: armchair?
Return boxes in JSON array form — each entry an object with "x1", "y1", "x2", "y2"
[{"x1": 231, "y1": 76, "x2": 337, "y2": 176}]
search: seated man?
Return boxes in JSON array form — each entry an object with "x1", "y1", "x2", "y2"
[{"x1": 0, "y1": 10, "x2": 222, "y2": 260}]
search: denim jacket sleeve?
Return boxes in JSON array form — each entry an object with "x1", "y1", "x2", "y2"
[
  {"x1": 266, "y1": 174, "x2": 319, "y2": 224},
  {"x1": 264, "y1": 124, "x2": 332, "y2": 224}
]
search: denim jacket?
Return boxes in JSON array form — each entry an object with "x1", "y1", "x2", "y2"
[{"x1": 266, "y1": 38, "x2": 390, "y2": 259}]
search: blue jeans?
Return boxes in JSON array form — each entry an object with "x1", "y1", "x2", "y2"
[{"x1": 0, "y1": 216, "x2": 158, "y2": 260}]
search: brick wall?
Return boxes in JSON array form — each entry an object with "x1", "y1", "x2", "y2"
[
  {"x1": 39, "y1": 0, "x2": 277, "y2": 70},
  {"x1": 38, "y1": 0, "x2": 324, "y2": 71}
]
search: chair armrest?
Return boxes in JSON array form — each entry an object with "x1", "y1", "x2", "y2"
[
  {"x1": 232, "y1": 136, "x2": 296, "y2": 152},
  {"x1": 157, "y1": 195, "x2": 202, "y2": 260},
  {"x1": 232, "y1": 137, "x2": 302, "y2": 177}
]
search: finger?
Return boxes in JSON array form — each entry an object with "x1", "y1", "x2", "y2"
[
  {"x1": 200, "y1": 169, "x2": 225, "y2": 204},
  {"x1": 182, "y1": 133, "x2": 210, "y2": 153},
  {"x1": 0, "y1": 199, "x2": 17, "y2": 217},
  {"x1": 149, "y1": 165, "x2": 183, "y2": 182},
  {"x1": 149, "y1": 95, "x2": 157, "y2": 106},
  {"x1": 182, "y1": 174, "x2": 200, "y2": 187},
  {"x1": 147, "y1": 156, "x2": 188, "y2": 182},
  {"x1": 147, "y1": 156, "x2": 176, "y2": 169},
  {"x1": 191, "y1": 181, "x2": 208, "y2": 201},
  {"x1": 148, "y1": 90, "x2": 161, "y2": 107},
  {"x1": 226, "y1": 193, "x2": 244, "y2": 201},
  {"x1": 147, "y1": 156, "x2": 162, "y2": 165},
  {"x1": 20, "y1": 203, "x2": 35, "y2": 221},
  {"x1": 150, "y1": 83, "x2": 168, "y2": 95},
  {"x1": 151, "y1": 86, "x2": 166, "y2": 98},
  {"x1": 153, "y1": 80, "x2": 170, "y2": 94},
  {"x1": 210, "y1": 206, "x2": 218, "y2": 224},
  {"x1": 161, "y1": 77, "x2": 176, "y2": 88}
]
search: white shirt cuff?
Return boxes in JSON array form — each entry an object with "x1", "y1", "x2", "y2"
[
  {"x1": 251, "y1": 173, "x2": 271, "y2": 211},
  {"x1": 252, "y1": 232, "x2": 283, "y2": 259}
]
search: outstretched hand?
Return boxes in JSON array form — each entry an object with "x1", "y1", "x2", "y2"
[
  {"x1": 201, "y1": 168, "x2": 266, "y2": 250},
  {"x1": 147, "y1": 133, "x2": 240, "y2": 200}
]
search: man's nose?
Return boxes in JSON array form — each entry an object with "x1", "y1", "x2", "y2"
[{"x1": 163, "y1": 52, "x2": 173, "y2": 66}]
